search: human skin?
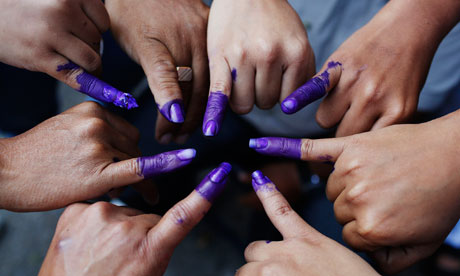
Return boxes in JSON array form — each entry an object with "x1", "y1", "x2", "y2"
[
  {"x1": 282, "y1": 0, "x2": 460, "y2": 137},
  {"x1": 38, "y1": 163, "x2": 231, "y2": 276},
  {"x1": 0, "y1": 102, "x2": 196, "y2": 212},
  {"x1": 249, "y1": 109, "x2": 460, "y2": 273},
  {"x1": 106, "y1": 0, "x2": 210, "y2": 144},
  {"x1": 0, "y1": 0, "x2": 135, "y2": 108},
  {"x1": 237, "y1": 171, "x2": 379, "y2": 276},
  {"x1": 203, "y1": 0, "x2": 315, "y2": 136}
]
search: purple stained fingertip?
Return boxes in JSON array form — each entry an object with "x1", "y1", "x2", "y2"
[
  {"x1": 158, "y1": 99, "x2": 185, "y2": 123},
  {"x1": 56, "y1": 62, "x2": 138, "y2": 110},
  {"x1": 137, "y1": 149, "x2": 196, "y2": 179},
  {"x1": 281, "y1": 61, "x2": 342, "y2": 114},
  {"x1": 195, "y1": 162, "x2": 232, "y2": 202},
  {"x1": 202, "y1": 91, "x2": 229, "y2": 137},
  {"x1": 251, "y1": 170, "x2": 277, "y2": 192},
  {"x1": 249, "y1": 137, "x2": 302, "y2": 159}
]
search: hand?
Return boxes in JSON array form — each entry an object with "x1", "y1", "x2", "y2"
[
  {"x1": 281, "y1": 0, "x2": 460, "y2": 137},
  {"x1": 203, "y1": 0, "x2": 315, "y2": 137},
  {"x1": 248, "y1": 110, "x2": 460, "y2": 273},
  {"x1": 0, "y1": 0, "x2": 136, "y2": 109},
  {"x1": 237, "y1": 171, "x2": 378, "y2": 276},
  {"x1": 39, "y1": 162, "x2": 231, "y2": 276},
  {"x1": 106, "y1": 0, "x2": 210, "y2": 143},
  {"x1": 0, "y1": 102, "x2": 196, "y2": 211}
]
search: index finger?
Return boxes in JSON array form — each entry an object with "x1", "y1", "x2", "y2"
[
  {"x1": 150, "y1": 162, "x2": 232, "y2": 250},
  {"x1": 251, "y1": 170, "x2": 315, "y2": 239},
  {"x1": 249, "y1": 137, "x2": 346, "y2": 162},
  {"x1": 281, "y1": 61, "x2": 342, "y2": 114}
]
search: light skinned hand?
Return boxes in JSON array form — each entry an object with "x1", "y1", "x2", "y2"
[
  {"x1": 39, "y1": 163, "x2": 231, "y2": 275},
  {"x1": 203, "y1": 0, "x2": 315, "y2": 137},
  {"x1": 237, "y1": 171, "x2": 378, "y2": 276},
  {"x1": 0, "y1": 102, "x2": 196, "y2": 211},
  {"x1": 106, "y1": 0, "x2": 210, "y2": 143},
  {"x1": 282, "y1": 0, "x2": 460, "y2": 137},
  {"x1": 249, "y1": 109, "x2": 460, "y2": 273},
  {"x1": 0, "y1": 0, "x2": 137, "y2": 109}
]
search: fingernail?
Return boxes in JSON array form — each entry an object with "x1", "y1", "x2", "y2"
[
  {"x1": 281, "y1": 98, "x2": 298, "y2": 114},
  {"x1": 249, "y1": 137, "x2": 302, "y2": 159},
  {"x1": 158, "y1": 133, "x2": 173, "y2": 145},
  {"x1": 251, "y1": 170, "x2": 271, "y2": 186},
  {"x1": 204, "y1": 120, "x2": 217, "y2": 136},
  {"x1": 174, "y1": 134, "x2": 190, "y2": 144},
  {"x1": 195, "y1": 162, "x2": 232, "y2": 202},
  {"x1": 202, "y1": 92, "x2": 229, "y2": 137},
  {"x1": 170, "y1": 102, "x2": 185, "y2": 123},
  {"x1": 176, "y1": 148, "x2": 196, "y2": 161},
  {"x1": 249, "y1": 138, "x2": 268, "y2": 149},
  {"x1": 158, "y1": 99, "x2": 185, "y2": 124},
  {"x1": 138, "y1": 149, "x2": 196, "y2": 178}
]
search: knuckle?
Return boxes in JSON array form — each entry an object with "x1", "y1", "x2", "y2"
[
  {"x1": 78, "y1": 117, "x2": 107, "y2": 136},
  {"x1": 287, "y1": 41, "x2": 309, "y2": 62},
  {"x1": 210, "y1": 80, "x2": 231, "y2": 94},
  {"x1": 300, "y1": 139, "x2": 315, "y2": 158},
  {"x1": 82, "y1": 51, "x2": 102, "y2": 73},
  {"x1": 113, "y1": 220, "x2": 135, "y2": 235},
  {"x1": 256, "y1": 43, "x2": 279, "y2": 64},
  {"x1": 231, "y1": 46, "x2": 248, "y2": 63},
  {"x1": 89, "y1": 201, "x2": 114, "y2": 217},
  {"x1": 344, "y1": 183, "x2": 367, "y2": 204},
  {"x1": 168, "y1": 201, "x2": 195, "y2": 228},
  {"x1": 272, "y1": 201, "x2": 293, "y2": 217},
  {"x1": 260, "y1": 263, "x2": 279, "y2": 276},
  {"x1": 361, "y1": 83, "x2": 382, "y2": 105}
]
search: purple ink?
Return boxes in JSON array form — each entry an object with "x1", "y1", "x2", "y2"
[
  {"x1": 265, "y1": 240, "x2": 271, "y2": 244},
  {"x1": 231, "y1": 68, "x2": 237, "y2": 82},
  {"x1": 56, "y1": 62, "x2": 138, "y2": 110},
  {"x1": 195, "y1": 162, "x2": 232, "y2": 202},
  {"x1": 137, "y1": 148, "x2": 196, "y2": 179},
  {"x1": 157, "y1": 99, "x2": 185, "y2": 124},
  {"x1": 202, "y1": 91, "x2": 229, "y2": 137},
  {"x1": 249, "y1": 137, "x2": 302, "y2": 159},
  {"x1": 281, "y1": 61, "x2": 342, "y2": 114},
  {"x1": 251, "y1": 170, "x2": 279, "y2": 193}
]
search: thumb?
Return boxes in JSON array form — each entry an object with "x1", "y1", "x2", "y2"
[
  {"x1": 281, "y1": 60, "x2": 342, "y2": 114},
  {"x1": 49, "y1": 57, "x2": 138, "y2": 110},
  {"x1": 249, "y1": 137, "x2": 347, "y2": 162},
  {"x1": 101, "y1": 149, "x2": 196, "y2": 188},
  {"x1": 251, "y1": 170, "x2": 320, "y2": 239},
  {"x1": 140, "y1": 39, "x2": 185, "y2": 124},
  {"x1": 202, "y1": 57, "x2": 232, "y2": 137},
  {"x1": 149, "y1": 162, "x2": 232, "y2": 252},
  {"x1": 369, "y1": 243, "x2": 441, "y2": 274}
]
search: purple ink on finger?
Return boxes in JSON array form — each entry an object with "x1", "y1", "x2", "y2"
[
  {"x1": 281, "y1": 61, "x2": 342, "y2": 114},
  {"x1": 202, "y1": 91, "x2": 229, "y2": 137},
  {"x1": 57, "y1": 62, "x2": 138, "y2": 110},
  {"x1": 158, "y1": 99, "x2": 185, "y2": 123},
  {"x1": 249, "y1": 137, "x2": 301, "y2": 159},
  {"x1": 195, "y1": 162, "x2": 232, "y2": 202},
  {"x1": 137, "y1": 148, "x2": 196, "y2": 179},
  {"x1": 231, "y1": 68, "x2": 237, "y2": 82}
]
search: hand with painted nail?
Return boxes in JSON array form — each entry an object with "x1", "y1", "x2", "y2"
[
  {"x1": 237, "y1": 171, "x2": 378, "y2": 276},
  {"x1": 0, "y1": 0, "x2": 136, "y2": 109},
  {"x1": 204, "y1": 0, "x2": 315, "y2": 137},
  {"x1": 106, "y1": 0, "x2": 209, "y2": 144},
  {"x1": 0, "y1": 102, "x2": 196, "y2": 212},
  {"x1": 39, "y1": 163, "x2": 231, "y2": 275},
  {"x1": 282, "y1": 0, "x2": 460, "y2": 137},
  {"x1": 249, "y1": 110, "x2": 460, "y2": 273}
]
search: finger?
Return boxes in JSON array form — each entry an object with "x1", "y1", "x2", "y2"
[
  {"x1": 81, "y1": 0, "x2": 110, "y2": 33},
  {"x1": 203, "y1": 57, "x2": 231, "y2": 136},
  {"x1": 235, "y1": 262, "x2": 263, "y2": 276},
  {"x1": 251, "y1": 170, "x2": 315, "y2": 239},
  {"x1": 371, "y1": 112, "x2": 402, "y2": 131},
  {"x1": 101, "y1": 149, "x2": 197, "y2": 189},
  {"x1": 370, "y1": 243, "x2": 441, "y2": 274},
  {"x1": 150, "y1": 162, "x2": 231, "y2": 251},
  {"x1": 140, "y1": 39, "x2": 185, "y2": 124},
  {"x1": 132, "y1": 179, "x2": 160, "y2": 206},
  {"x1": 316, "y1": 84, "x2": 350, "y2": 129},
  {"x1": 102, "y1": 110, "x2": 140, "y2": 143},
  {"x1": 335, "y1": 102, "x2": 380, "y2": 137},
  {"x1": 109, "y1": 129, "x2": 141, "y2": 157},
  {"x1": 254, "y1": 64, "x2": 282, "y2": 109},
  {"x1": 70, "y1": 14, "x2": 102, "y2": 52},
  {"x1": 244, "y1": 240, "x2": 278, "y2": 262},
  {"x1": 332, "y1": 191, "x2": 354, "y2": 225},
  {"x1": 54, "y1": 34, "x2": 102, "y2": 73},
  {"x1": 279, "y1": 62, "x2": 314, "y2": 102},
  {"x1": 229, "y1": 64, "x2": 255, "y2": 114},
  {"x1": 281, "y1": 61, "x2": 342, "y2": 114},
  {"x1": 132, "y1": 213, "x2": 162, "y2": 228},
  {"x1": 342, "y1": 220, "x2": 379, "y2": 252},
  {"x1": 47, "y1": 56, "x2": 138, "y2": 110},
  {"x1": 325, "y1": 170, "x2": 346, "y2": 202},
  {"x1": 248, "y1": 137, "x2": 347, "y2": 162}
]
